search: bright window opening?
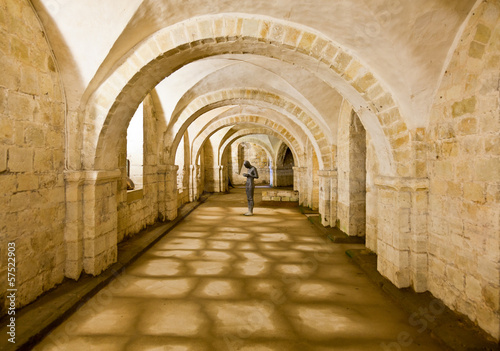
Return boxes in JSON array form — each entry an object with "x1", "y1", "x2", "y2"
[{"x1": 126, "y1": 102, "x2": 144, "y2": 190}]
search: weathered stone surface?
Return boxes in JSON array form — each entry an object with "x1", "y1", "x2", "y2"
[
  {"x1": 0, "y1": 0, "x2": 65, "y2": 315},
  {"x1": 0, "y1": 0, "x2": 498, "y2": 344},
  {"x1": 451, "y1": 96, "x2": 477, "y2": 117},
  {"x1": 426, "y1": 0, "x2": 500, "y2": 340}
]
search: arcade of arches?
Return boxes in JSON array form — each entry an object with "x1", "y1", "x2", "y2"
[{"x1": 0, "y1": 0, "x2": 499, "y2": 344}]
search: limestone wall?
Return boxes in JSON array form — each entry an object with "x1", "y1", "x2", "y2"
[
  {"x1": 230, "y1": 142, "x2": 270, "y2": 186},
  {"x1": 426, "y1": 1, "x2": 500, "y2": 339},
  {"x1": 0, "y1": 0, "x2": 66, "y2": 313},
  {"x1": 274, "y1": 167, "x2": 293, "y2": 187}
]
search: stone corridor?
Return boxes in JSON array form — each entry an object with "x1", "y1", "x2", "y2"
[
  {"x1": 3, "y1": 1, "x2": 500, "y2": 344},
  {"x1": 34, "y1": 189, "x2": 445, "y2": 351}
]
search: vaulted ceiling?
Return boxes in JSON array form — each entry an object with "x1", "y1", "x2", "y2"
[{"x1": 30, "y1": 0, "x2": 478, "y2": 172}]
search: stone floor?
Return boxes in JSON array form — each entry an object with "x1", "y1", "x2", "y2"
[{"x1": 34, "y1": 188, "x2": 447, "y2": 350}]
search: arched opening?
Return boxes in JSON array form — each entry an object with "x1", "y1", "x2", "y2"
[
  {"x1": 126, "y1": 102, "x2": 144, "y2": 190},
  {"x1": 276, "y1": 143, "x2": 295, "y2": 188}
]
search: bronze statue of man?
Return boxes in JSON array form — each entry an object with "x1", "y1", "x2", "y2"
[{"x1": 242, "y1": 160, "x2": 259, "y2": 215}]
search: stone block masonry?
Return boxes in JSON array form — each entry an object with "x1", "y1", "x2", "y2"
[
  {"x1": 426, "y1": 1, "x2": 500, "y2": 339},
  {"x1": 261, "y1": 190, "x2": 299, "y2": 202},
  {"x1": 0, "y1": 0, "x2": 66, "y2": 314},
  {"x1": 0, "y1": 3, "x2": 498, "y2": 344}
]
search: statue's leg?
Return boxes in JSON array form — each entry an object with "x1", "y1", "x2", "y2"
[{"x1": 245, "y1": 185, "x2": 254, "y2": 215}]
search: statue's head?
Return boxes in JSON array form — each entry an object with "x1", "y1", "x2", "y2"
[{"x1": 244, "y1": 160, "x2": 251, "y2": 168}]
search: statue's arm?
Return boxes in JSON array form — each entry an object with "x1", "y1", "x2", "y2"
[{"x1": 251, "y1": 167, "x2": 259, "y2": 179}]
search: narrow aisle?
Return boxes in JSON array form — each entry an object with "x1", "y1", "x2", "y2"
[{"x1": 35, "y1": 189, "x2": 446, "y2": 351}]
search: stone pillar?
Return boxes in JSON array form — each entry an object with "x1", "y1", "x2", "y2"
[
  {"x1": 293, "y1": 167, "x2": 307, "y2": 205},
  {"x1": 375, "y1": 176, "x2": 429, "y2": 292},
  {"x1": 164, "y1": 164, "x2": 179, "y2": 220},
  {"x1": 365, "y1": 184, "x2": 378, "y2": 252},
  {"x1": 189, "y1": 164, "x2": 199, "y2": 201},
  {"x1": 269, "y1": 166, "x2": 276, "y2": 187},
  {"x1": 206, "y1": 165, "x2": 223, "y2": 192},
  {"x1": 206, "y1": 165, "x2": 227, "y2": 193},
  {"x1": 318, "y1": 170, "x2": 338, "y2": 227},
  {"x1": 64, "y1": 171, "x2": 84, "y2": 279},
  {"x1": 218, "y1": 165, "x2": 226, "y2": 193},
  {"x1": 195, "y1": 164, "x2": 201, "y2": 198},
  {"x1": 213, "y1": 166, "x2": 220, "y2": 192},
  {"x1": 157, "y1": 165, "x2": 167, "y2": 221},
  {"x1": 81, "y1": 169, "x2": 121, "y2": 276},
  {"x1": 337, "y1": 109, "x2": 367, "y2": 236}
]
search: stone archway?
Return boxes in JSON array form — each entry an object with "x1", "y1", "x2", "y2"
[
  {"x1": 166, "y1": 89, "x2": 331, "y2": 169},
  {"x1": 192, "y1": 119, "x2": 303, "y2": 168},
  {"x1": 275, "y1": 142, "x2": 295, "y2": 187},
  {"x1": 227, "y1": 138, "x2": 275, "y2": 187},
  {"x1": 81, "y1": 14, "x2": 411, "y2": 177},
  {"x1": 192, "y1": 124, "x2": 300, "y2": 196},
  {"x1": 76, "y1": 13, "x2": 415, "y2": 284}
]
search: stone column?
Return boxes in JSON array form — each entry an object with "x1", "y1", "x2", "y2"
[
  {"x1": 164, "y1": 164, "x2": 179, "y2": 220},
  {"x1": 206, "y1": 165, "x2": 221, "y2": 193},
  {"x1": 195, "y1": 165, "x2": 201, "y2": 198},
  {"x1": 142, "y1": 164, "x2": 159, "y2": 226},
  {"x1": 365, "y1": 184, "x2": 378, "y2": 252},
  {"x1": 81, "y1": 169, "x2": 121, "y2": 276},
  {"x1": 269, "y1": 166, "x2": 277, "y2": 187},
  {"x1": 189, "y1": 164, "x2": 199, "y2": 202},
  {"x1": 157, "y1": 165, "x2": 167, "y2": 221},
  {"x1": 293, "y1": 167, "x2": 307, "y2": 205},
  {"x1": 218, "y1": 165, "x2": 226, "y2": 193},
  {"x1": 318, "y1": 170, "x2": 338, "y2": 227},
  {"x1": 375, "y1": 176, "x2": 429, "y2": 292},
  {"x1": 64, "y1": 171, "x2": 84, "y2": 280}
]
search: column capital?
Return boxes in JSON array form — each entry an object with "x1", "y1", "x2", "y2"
[{"x1": 375, "y1": 176, "x2": 429, "y2": 191}]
